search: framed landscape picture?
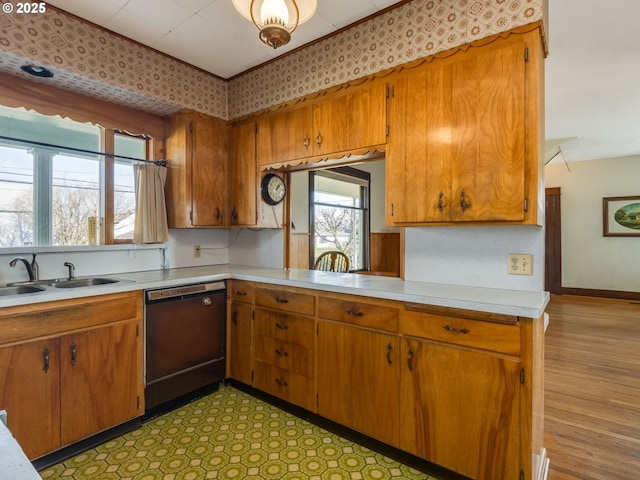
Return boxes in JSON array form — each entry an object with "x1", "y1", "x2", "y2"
[{"x1": 603, "y1": 196, "x2": 640, "y2": 237}]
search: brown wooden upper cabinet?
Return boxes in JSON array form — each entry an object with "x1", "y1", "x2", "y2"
[
  {"x1": 386, "y1": 28, "x2": 543, "y2": 226},
  {"x1": 256, "y1": 80, "x2": 387, "y2": 168},
  {"x1": 228, "y1": 121, "x2": 258, "y2": 227},
  {"x1": 165, "y1": 110, "x2": 228, "y2": 228}
]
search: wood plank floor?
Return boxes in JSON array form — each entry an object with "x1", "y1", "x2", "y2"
[{"x1": 544, "y1": 295, "x2": 640, "y2": 480}]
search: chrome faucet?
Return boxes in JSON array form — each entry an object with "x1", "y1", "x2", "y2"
[
  {"x1": 9, "y1": 256, "x2": 35, "y2": 282},
  {"x1": 30, "y1": 253, "x2": 39, "y2": 281},
  {"x1": 64, "y1": 262, "x2": 75, "y2": 280}
]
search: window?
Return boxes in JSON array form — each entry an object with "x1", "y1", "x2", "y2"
[
  {"x1": 0, "y1": 105, "x2": 147, "y2": 248},
  {"x1": 310, "y1": 167, "x2": 370, "y2": 270}
]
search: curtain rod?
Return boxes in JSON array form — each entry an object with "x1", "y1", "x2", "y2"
[{"x1": 0, "y1": 134, "x2": 166, "y2": 166}]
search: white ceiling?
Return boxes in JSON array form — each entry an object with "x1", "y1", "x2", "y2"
[{"x1": 45, "y1": 0, "x2": 640, "y2": 163}]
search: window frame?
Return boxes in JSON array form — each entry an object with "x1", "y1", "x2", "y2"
[
  {"x1": 0, "y1": 74, "x2": 163, "y2": 250},
  {"x1": 309, "y1": 166, "x2": 371, "y2": 271}
]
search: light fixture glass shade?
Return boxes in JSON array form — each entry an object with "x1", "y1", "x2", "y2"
[{"x1": 232, "y1": 0, "x2": 318, "y2": 49}]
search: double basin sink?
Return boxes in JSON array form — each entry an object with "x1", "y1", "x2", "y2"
[{"x1": 0, "y1": 277, "x2": 123, "y2": 297}]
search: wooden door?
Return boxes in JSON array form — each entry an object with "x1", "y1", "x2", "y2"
[
  {"x1": 256, "y1": 106, "x2": 313, "y2": 166},
  {"x1": 313, "y1": 81, "x2": 387, "y2": 156},
  {"x1": 60, "y1": 320, "x2": 139, "y2": 446},
  {"x1": 545, "y1": 187, "x2": 562, "y2": 294},
  {"x1": 191, "y1": 115, "x2": 228, "y2": 226},
  {"x1": 400, "y1": 338, "x2": 521, "y2": 479},
  {"x1": 0, "y1": 338, "x2": 61, "y2": 459},
  {"x1": 451, "y1": 38, "x2": 526, "y2": 222},
  {"x1": 228, "y1": 122, "x2": 257, "y2": 226},
  {"x1": 317, "y1": 321, "x2": 400, "y2": 446},
  {"x1": 228, "y1": 301, "x2": 253, "y2": 385},
  {"x1": 385, "y1": 65, "x2": 453, "y2": 224}
]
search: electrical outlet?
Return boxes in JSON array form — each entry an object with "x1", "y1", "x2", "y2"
[
  {"x1": 508, "y1": 253, "x2": 533, "y2": 275},
  {"x1": 193, "y1": 245, "x2": 201, "y2": 258}
]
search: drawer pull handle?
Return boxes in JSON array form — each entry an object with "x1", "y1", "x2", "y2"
[
  {"x1": 275, "y1": 378, "x2": 288, "y2": 387},
  {"x1": 386, "y1": 343, "x2": 393, "y2": 366},
  {"x1": 235, "y1": 290, "x2": 247, "y2": 296},
  {"x1": 70, "y1": 342, "x2": 77, "y2": 366},
  {"x1": 42, "y1": 348, "x2": 50, "y2": 373},
  {"x1": 275, "y1": 349, "x2": 288, "y2": 357},
  {"x1": 275, "y1": 297, "x2": 289, "y2": 304},
  {"x1": 407, "y1": 348, "x2": 414, "y2": 372},
  {"x1": 444, "y1": 325, "x2": 470, "y2": 335},
  {"x1": 346, "y1": 309, "x2": 364, "y2": 317},
  {"x1": 275, "y1": 322, "x2": 289, "y2": 330}
]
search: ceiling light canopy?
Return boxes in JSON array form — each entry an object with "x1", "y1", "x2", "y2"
[{"x1": 232, "y1": 0, "x2": 318, "y2": 49}]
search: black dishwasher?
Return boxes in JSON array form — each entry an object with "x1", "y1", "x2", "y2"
[{"x1": 144, "y1": 281, "x2": 226, "y2": 414}]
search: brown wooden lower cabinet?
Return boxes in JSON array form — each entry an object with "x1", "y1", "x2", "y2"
[
  {"x1": 0, "y1": 291, "x2": 143, "y2": 460},
  {"x1": 228, "y1": 301, "x2": 253, "y2": 385},
  {"x1": 400, "y1": 338, "x2": 521, "y2": 479},
  {"x1": 228, "y1": 280, "x2": 545, "y2": 480},
  {"x1": 317, "y1": 320, "x2": 400, "y2": 447}
]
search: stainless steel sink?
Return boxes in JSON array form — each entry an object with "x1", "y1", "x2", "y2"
[
  {"x1": 46, "y1": 277, "x2": 121, "y2": 288},
  {"x1": 0, "y1": 285, "x2": 46, "y2": 296}
]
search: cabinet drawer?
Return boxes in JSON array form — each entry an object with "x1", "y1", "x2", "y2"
[
  {"x1": 229, "y1": 281, "x2": 254, "y2": 304},
  {"x1": 253, "y1": 361, "x2": 314, "y2": 411},
  {"x1": 254, "y1": 335, "x2": 312, "y2": 378},
  {"x1": 318, "y1": 297, "x2": 399, "y2": 332},
  {"x1": 255, "y1": 287, "x2": 315, "y2": 315},
  {"x1": 254, "y1": 308, "x2": 314, "y2": 348},
  {"x1": 401, "y1": 310, "x2": 520, "y2": 355}
]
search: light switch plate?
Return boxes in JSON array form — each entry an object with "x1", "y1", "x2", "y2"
[{"x1": 508, "y1": 253, "x2": 533, "y2": 275}]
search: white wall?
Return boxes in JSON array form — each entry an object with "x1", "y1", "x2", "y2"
[
  {"x1": 228, "y1": 228, "x2": 284, "y2": 268},
  {"x1": 545, "y1": 155, "x2": 640, "y2": 292},
  {"x1": 0, "y1": 228, "x2": 230, "y2": 284},
  {"x1": 404, "y1": 225, "x2": 545, "y2": 291}
]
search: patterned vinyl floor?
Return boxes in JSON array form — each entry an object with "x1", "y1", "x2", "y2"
[{"x1": 40, "y1": 385, "x2": 435, "y2": 480}]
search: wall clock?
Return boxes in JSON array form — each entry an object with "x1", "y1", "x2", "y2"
[{"x1": 261, "y1": 173, "x2": 286, "y2": 205}]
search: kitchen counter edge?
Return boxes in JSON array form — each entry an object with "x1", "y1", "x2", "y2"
[{"x1": 0, "y1": 265, "x2": 550, "y2": 319}]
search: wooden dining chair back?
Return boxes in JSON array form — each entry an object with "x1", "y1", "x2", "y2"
[{"x1": 313, "y1": 251, "x2": 350, "y2": 272}]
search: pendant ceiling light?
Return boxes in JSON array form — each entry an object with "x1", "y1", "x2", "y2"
[{"x1": 232, "y1": 0, "x2": 318, "y2": 49}]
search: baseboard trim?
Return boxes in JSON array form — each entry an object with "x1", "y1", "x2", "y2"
[
  {"x1": 228, "y1": 379, "x2": 471, "y2": 480},
  {"x1": 561, "y1": 287, "x2": 640, "y2": 301},
  {"x1": 32, "y1": 418, "x2": 142, "y2": 471}
]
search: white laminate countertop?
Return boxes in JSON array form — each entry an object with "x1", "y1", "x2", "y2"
[
  {"x1": 0, "y1": 413, "x2": 41, "y2": 480},
  {"x1": 0, "y1": 264, "x2": 549, "y2": 318}
]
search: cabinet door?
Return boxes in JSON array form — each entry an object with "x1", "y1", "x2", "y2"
[
  {"x1": 400, "y1": 338, "x2": 520, "y2": 479},
  {"x1": 0, "y1": 338, "x2": 61, "y2": 459},
  {"x1": 228, "y1": 122, "x2": 257, "y2": 226},
  {"x1": 228, "y1": 301, "x2": 253, "y2": 385},
  {"x1": 450, "y1": 39, "x2": 526, "y2": 222},
  {"x1": 317, "y1": 321, "x2": 400, "y2": 446},
  {"x1": 386, "y1": 66, "x2": 452, "y2": 224},
  {"x1": 313, "y1": 81, "x2": 387, "y2": 156},
  {"x1": 191, "y1": 116, "x2": 228, "y2": 226},
  {"x1": 60, "y1": 320, "x2": 140, "y2": 446},
  {"x1": 256, "y1": 106, "x2": 313, "y2": 166}
]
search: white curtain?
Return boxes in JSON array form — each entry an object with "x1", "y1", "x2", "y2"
[{"x1": 133, "y1": 162, "x2": 169, "y2": 243}]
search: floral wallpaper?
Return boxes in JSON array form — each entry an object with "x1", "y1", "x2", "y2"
[{"x1": 0, "y1": 0, "x2": 544, "y2": 122}]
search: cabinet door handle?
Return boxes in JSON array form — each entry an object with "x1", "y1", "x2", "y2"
[
  {"x1": 275, "y1": 378, "x2": 288, "y2": 387},
  {"x1": 70, "y1": 343, "x2": 77, "y2": 366},
  {"x1": 42, "y1": 348, "x2": 50, "y2": 373},
  {"x1": 407, "y1": 348, "x2": 414, "y2": 372},
  {"x1": 275, "y1": 297, "x2": 289, "y2": 304},
  {"x1": 232, "y1": 311, "x2": 238, "y2": 326},
  {"x1": 275, "y1": 349, "x2": 288, "y2": 357},
  {"x1": 215, "y1": 207, "x2": 221, "y2": 220},
  {"x1": 386, "y1": 343, "x2": 393, "y2": 365},
  {"x1": 346, "y1": 309, "x2": 364, "y2": 317},
  {"x1": 443, "y1": 325, "x2": 470, "y2": 335},
  {"x1": 303, "y1": 134, "x2": 310, "y2": 149},
  {"x1": 316, "y1": 131, "x2": 322, "y2": 147},
  {"x1": 275, "y1": 322, "x2": 289, "y2": 330},
  {"x1": 231, "y1": 207, "x2": 238, "y2": 223},
  {"x1": 459, "y1": 190, "x2": 471, "y2": 212},
  {"x1": 436, "y1": 191, "x2": 446, "y2": 212}
]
